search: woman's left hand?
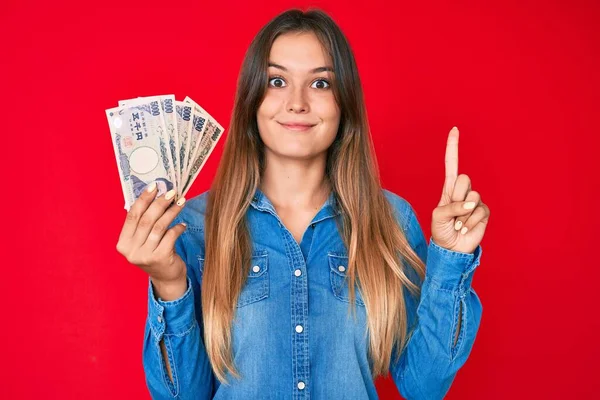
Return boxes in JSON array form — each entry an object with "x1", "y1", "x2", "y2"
[{"x1": 431, "y1": 127, "x2": 491, "y2": 254}]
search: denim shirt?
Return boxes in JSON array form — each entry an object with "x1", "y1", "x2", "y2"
[{"x1": 143, "y1": 188, "x2": 483, "y2": 399}]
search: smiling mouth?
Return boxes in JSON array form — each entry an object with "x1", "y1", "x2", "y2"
[{"x1": 278, "y1": 122, "x2": 317, "y2": 131}]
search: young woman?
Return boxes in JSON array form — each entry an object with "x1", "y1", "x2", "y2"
[{"x1": 116, "y1": 8, "x2": 490, "y2": 400}]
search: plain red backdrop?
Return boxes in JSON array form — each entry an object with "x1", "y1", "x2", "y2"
[{"x1": 1, "y1": 0, "x2": 598, "y2": 398}]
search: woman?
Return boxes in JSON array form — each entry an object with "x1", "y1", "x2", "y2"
[{"x1": 116, "y1": 8, "x2": 490, "y2": 400}]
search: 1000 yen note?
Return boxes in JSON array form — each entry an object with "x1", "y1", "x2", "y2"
[{"x1": 106, "y1": 102, "x2": 177, "y2": 210}]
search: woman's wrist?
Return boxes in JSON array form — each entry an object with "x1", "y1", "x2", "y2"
[{"x1": 150, "y1": 275, "x2": 188, "y2": 301}]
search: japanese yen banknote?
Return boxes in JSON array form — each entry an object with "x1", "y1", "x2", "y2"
[{"x1": 105, "y1": 95, "x2": 224, "y2": 210}]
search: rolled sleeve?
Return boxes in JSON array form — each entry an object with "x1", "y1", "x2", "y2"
[
  {"x1": 147, "y1": 275, "x2": 197, "y2": 339},
  {"x1": 426, "y1": 237, "x2": 483, "y2": 292}
]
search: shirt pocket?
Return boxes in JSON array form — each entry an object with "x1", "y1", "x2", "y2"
[
  {"x1": 237, "y1": 252, "x2": 270, "y2": 308},
  {"x1": 328, "y1": 253, "x2": 365, "y2": 307}
]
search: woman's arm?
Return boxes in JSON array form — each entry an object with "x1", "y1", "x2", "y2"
[
  {"x1": 390, "y1": 201, "x2": 483, "y2": 400},
  {"x1": 142, "y1": 218, "x2": 215, "y2": 399}
]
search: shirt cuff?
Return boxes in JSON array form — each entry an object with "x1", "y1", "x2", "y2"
[
  {"x1": 425, "y1": 236, "x2": 483, "y2": 292},
  {"x1": 147, "y1": 275, "x2": 196, "y2": 338}
]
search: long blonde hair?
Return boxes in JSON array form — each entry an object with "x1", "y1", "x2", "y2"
[{"x1": 203, "y1": 8, "x2": 426, "y2": 384}]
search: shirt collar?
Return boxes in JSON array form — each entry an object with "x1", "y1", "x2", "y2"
[{"x1": 250, "y1": 187, "x2": 341, "y2": 223}]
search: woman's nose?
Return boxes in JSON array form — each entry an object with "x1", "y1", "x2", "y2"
[{"x1": 286, "y1": 87, "x2": 309, "y2": 113}]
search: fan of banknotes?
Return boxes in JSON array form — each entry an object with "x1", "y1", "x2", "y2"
[{"x1": 105, "y1": 95, "x2": 224, "y2": 210}]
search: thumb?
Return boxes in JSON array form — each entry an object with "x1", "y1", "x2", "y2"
[{"x1": 434, "y1": 201, "x2": 477, "y2": 223}]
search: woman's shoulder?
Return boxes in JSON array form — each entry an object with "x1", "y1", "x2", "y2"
[
  {"x1": 175, "y1": 188, "x2": 419, "y2": 231},
  {"x1": 382, "y1": 188, "x2": 417, "y2": 231},
  {"x1": 182, "y1": 189, "x2": 210, "y2": 213}
]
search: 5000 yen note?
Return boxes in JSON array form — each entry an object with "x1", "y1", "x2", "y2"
[
  {"x1": 120, "y1": 95, "x2": 180, "y2": 191},
  {"x1": 106, "y1": 101, "x2": 176, "y2": 210}
]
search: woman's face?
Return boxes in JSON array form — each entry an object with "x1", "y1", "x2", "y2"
[{"x1": 257, "y1": 31, "x2": 341, "y2": 161}]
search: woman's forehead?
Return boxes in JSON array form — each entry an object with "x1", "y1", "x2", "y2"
[{"x1": 269, "y1": 32, "x2": 333, "y2": 70}]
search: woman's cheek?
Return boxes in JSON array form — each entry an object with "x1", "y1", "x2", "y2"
[
  {"x1": 314, "y1": 92, "x2": 337, "y2": 114},
  {"x1": 260, "y1": 92, "x2": 279, "y2": 111}
]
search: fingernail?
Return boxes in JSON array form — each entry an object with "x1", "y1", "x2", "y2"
[
  {"x1": 176, "y1": 197, "x2": 186, "y2": 207},
  {"x1": 455, "y1": 220, "x2": 463, "y2": 230},
  {"x1": 180, "y1": 222, "x2": 187, "y2": 227},
  {"x1": 165, "y1": 189, "x2": 176, "y2": 201},
  {"x1": 461, "y1": 226, "x2": 468, "y2": 235},
  {"x1": 463, "y1": 202, "x2": 476, "y2": 210},
  {"x1": 146, "y1": 182, "x2": 157, "y2": 193}
]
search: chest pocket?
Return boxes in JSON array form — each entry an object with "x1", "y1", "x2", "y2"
[
  {"x1": 196, "y1": 253, "x2": 270, "y2": 308},
  {"x1": 328, "y1": 253, "x2": 365, "y2": 307},
  {"x1": 237, "y1": 252, "x2": 270, "y2": 308}
]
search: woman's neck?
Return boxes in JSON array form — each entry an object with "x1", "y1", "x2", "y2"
[{"x1": 259, "y1": 155, "x2": 331, "y2": 211}]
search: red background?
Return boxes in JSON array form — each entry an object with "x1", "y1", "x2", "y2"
[{"x1": 1, "y1": 0, "x2": 598, "y2": 398}]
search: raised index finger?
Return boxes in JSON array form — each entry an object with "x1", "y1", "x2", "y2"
[{"x1": 444, "y1": 126, "x2": 460, "y2": 194}]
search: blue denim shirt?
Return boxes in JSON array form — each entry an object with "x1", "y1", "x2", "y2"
[{"x1": 143, "y1": 188, "x2": 483, "y2": 399}]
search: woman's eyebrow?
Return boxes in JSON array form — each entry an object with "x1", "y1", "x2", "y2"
[{"x1": 268, "y1": 62, "x2": 334, "y2": 73}]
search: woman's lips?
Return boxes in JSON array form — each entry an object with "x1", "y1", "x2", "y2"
[{"x1": 279, "y1": 122, "x2": 316, "y2": 131}]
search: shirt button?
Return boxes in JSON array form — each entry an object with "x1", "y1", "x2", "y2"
[
  {"x1": 252, "y1": 265, "x2": 261, "y2": 273},
  {"x1": 338, "y1": 265, "x2": 346, "y2": 272},
  {"x1": 157, "y1": 315, "x2": 162, "y2": 323},
  {"x1": 298, "y1": 381, "x2": 305, "y2": 390},
  {"x1": 294, "y1": 269, "x2": 302, "y2": 277},
  {"x1": 295, "y1": 325, "x2": 303, "y2": 333}
]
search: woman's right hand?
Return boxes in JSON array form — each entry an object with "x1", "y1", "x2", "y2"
[{"x1": 116, "y1": 182, "x2": 188, "y2": 300}]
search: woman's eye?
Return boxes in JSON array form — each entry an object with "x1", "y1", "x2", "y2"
[
  {"x1": 268, "y1": 77, "x2": 286, "y2": 88},
  {"x1": 311, "y1": 79, "x2": 330, "y2": 89}
]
